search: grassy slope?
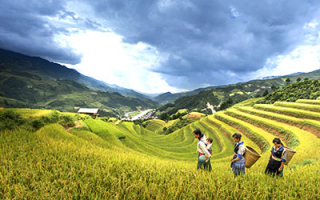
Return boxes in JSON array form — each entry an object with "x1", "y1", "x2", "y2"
[
  {"x1": 1, "y1": 97, "x2": 320, "y2": 199},
  {"x1": 0, "y1": 69, "x2": 157, "y2": 116},
  {"x1": 156, "y1": 77, "x2": 320, "y2": 116}
]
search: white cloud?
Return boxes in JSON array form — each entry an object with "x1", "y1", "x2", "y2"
[
  {"x1": 253, "y1": 20, "x2": 320, "y2": 79},
  {"x1": 56, "y1": 30, "x2": 179, "y2": 93},
  {"x1": 57, "y1": 29, "x2": 320, "y2": 93},
  {"x1": 230, "y1": 6, "x2": 240, "y2": 18},
  {"x1": 254, "y1": 44, "x2": 320, "y2": 78}
]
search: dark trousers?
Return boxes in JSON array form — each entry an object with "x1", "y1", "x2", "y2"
[
  {"x1": 197, "y1": 158, "x2": 212, "y2": 171},
  {"x1": 265, "y1": 158, "x2": 284, "y2": 177}
]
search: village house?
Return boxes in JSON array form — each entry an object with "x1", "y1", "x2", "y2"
[{"x1": 78, "y1": 108, "x2": 99, "y2": 118}]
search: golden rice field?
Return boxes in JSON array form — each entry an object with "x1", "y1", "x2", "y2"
[
  {"x1": 143, "y1": 119, "x2": 179, "y2": 134},
  {"x1": 1, "y1": 98, "x2": 320, "y2": 199},
  {"x1": 10, "y1": 108, "x2": 53, "y2": 118},
  {"x1": 0, "y1": 108, "x2": 87, "y2": 119}
]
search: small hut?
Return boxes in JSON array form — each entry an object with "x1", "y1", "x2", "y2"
[{"x1": 78, "y1": 108, "x2": 99, "y2": 118}]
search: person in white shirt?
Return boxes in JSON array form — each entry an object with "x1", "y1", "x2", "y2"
[{"x1": 193, "y1": 129, "x2": 211, "y2": 171}]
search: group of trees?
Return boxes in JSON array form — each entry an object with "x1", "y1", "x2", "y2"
[
  {"x1": 156, "y1": 77, "x2": 316, "y2": 119},
  {"x1": 160, "y1": 111, "x2": 186, "y2": 121},
  {"x1": 259, "y1": 79, "x2": 320, "y2": 104},
  {"x1": 219, "y1": 98, "x2": 233, "y2": 110},
  {"x1": 259, "y1": 77, "x2": 311, "y2": 99},
  {"x1": 160, "y1": 112, "x2": 170, "y2": 121}
]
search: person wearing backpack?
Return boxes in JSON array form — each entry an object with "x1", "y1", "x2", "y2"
[
  {"x1": 193, "y1": 129, "x2": 211, "y2": 171},
  {"x1": 265, "y1": 138, "x2": 287, "y2": 177},
  {"x1": 231, "y1": 133, "x2": 246, "y2": 176}
]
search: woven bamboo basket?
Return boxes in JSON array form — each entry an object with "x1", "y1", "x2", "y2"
[
  {"x1": 284, "y1": 146, "x2": 296, "y2": 165},
  {"x1": 244, "y1": 146, "x2": 261, "y2": 168}
]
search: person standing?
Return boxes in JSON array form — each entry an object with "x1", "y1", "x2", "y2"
[
  {"x1": 206, "y1": 138, "x2": 213, "y2": 155},
  {"x1": 193, "y1": 129, "x2": 211, "y2": 171},
  {"x1": 231, "y1": 133, "x2": 246, "y2": 176},
  {"x1": 205, "y1": 138, "x2": 213, "y2": 171},
  {"x1": 265, "y1": 138, "x2": 287, "y2": 177}
]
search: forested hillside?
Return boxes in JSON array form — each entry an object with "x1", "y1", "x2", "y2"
[
  {"x1": 0, "y1": 68, "x2": 157, "y2": 117},
  {"x1": 259, "y1": 79, "x2": 320, "y2": 103},
  {"x1": 0, "y1": 49, "x2": 150, "y2": 99},
  {"x1": 0, "y1": 49, "x2": 158, "y2": 116},
  {"x1": 156, "y1": 75, "x2": 320, "y2": 116}
]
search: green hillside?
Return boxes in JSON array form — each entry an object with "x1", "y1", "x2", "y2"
[
  {"x1": 153, "y1": 88, "x2": 209, "y2": 105},
  {"x1": 1, "y1": 91, "x2": 320, "y2": 198},
  {"x1": 0, "y1": 66, "x2": 158, "y2": 117},
  {"x1": 259, "y1": 79, "x2": 320, "y2": 103},
  {"x1": 0, "y1": 48, "x2": 151, "y2": 99},
  {"x1": 157, "y1": 76, "x2": 320, "y2": 116}
]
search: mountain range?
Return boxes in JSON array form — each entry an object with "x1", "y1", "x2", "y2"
[
  {"x1": 155, "y1": 69, "x2": 320, "y2": 115},
  {"x1": 1, "y1": 48, "x2": 319, "y2": 117},
  {"x1": 0, "y1": 49, "x2": 152, "y2": 99},
  {"x1": 0, "y1": 49, "x2": 158, "y2": 117}
]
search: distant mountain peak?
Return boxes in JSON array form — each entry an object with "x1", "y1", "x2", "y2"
[
  {"x1": 0, "y1": 48, "x2": 150, "y2": 100},
  {"x1": 262, "y1": 72, "x2": 304, "y2": 80},
  {"x1": 163, "y1": 92, "x2": 173, "y2": 95},
  {"x1": 157, "y1": 92, "x2": 173, "y2": 97}
]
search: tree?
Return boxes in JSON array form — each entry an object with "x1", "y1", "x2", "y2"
[
  {"x1": 271, "y1": 85, "x2": 277, "y2": 92},
  {"x1": 304, "y1": 78, "x2": 309, "y2": 81},
  {"x1": 263, "y1": 90, "x2": 269, "y2": 97},
  {"x1": 296, "y1": 77, "x2": 301, "y2": 82},
  {"x1": 160, "y1": 112, "x2": 169, "y2": 121},
  {"x1": 285, "y1": 78, "x2": 291, "y2": 85},
  {"x1": 259, "y1": 79, "x2": 320, "y2": 104},
  {"x1": 4, "y1": 100, "x2": 9, "y2": 106},
  {"x1": 219, "y1": 98, "x2": 233, "y2": 110}
]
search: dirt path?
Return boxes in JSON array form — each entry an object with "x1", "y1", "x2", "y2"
[{"x1": 66, "y1": 121, "x2": 82, "y2": 131}]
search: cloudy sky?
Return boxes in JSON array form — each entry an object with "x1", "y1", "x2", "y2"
[{"x1": 1, "y1": 0, "x2": 320, "y2": 93}]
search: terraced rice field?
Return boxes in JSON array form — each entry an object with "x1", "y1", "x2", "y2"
[
  {"x1": 0, "y1": 108, "x2": 88, "y2": 119},
  {"x1": 144, "y1": 119, "x2": 179, "y2": 134},
  {"x1": 1, "y1": 98, "x2": 320, "y2": 199},
  {"x1": 144, "y1": 119, "x2": 167, "y2": 133},
  {"x1": 10, "y1": 108, "x2": 53, "y2": 118}
]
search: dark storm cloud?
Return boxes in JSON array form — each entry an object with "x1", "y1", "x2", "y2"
[
  {"x1": 83, "y1": 0, "x2": 320, "y2": 89},
  {"x1": 1, "y1": 0, "x2": 319, "y2": 89},
  {"x1": 0, "y1": 0, "x2": 84, "y2": 64}
]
